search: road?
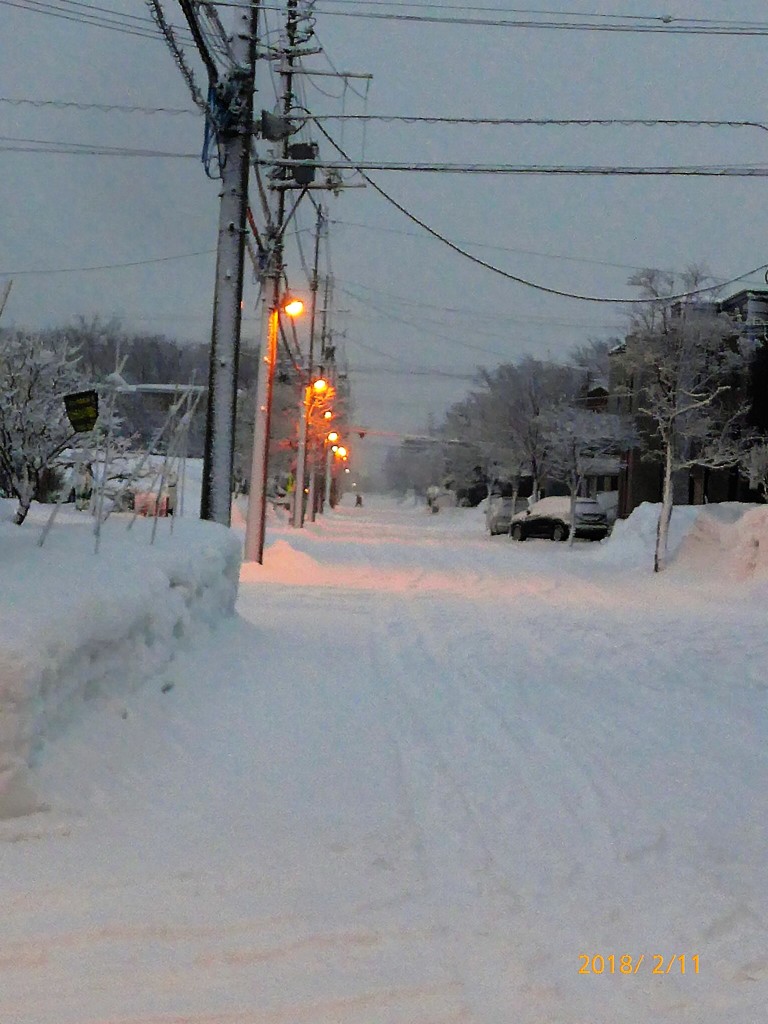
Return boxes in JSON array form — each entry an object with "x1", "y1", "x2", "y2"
[{"x1": 3, "y1": 497, "x2": 767, "y2": 1023}]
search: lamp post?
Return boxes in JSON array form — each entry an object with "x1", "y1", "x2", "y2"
[
  {"x1": 244, "y1": 294, "x2": 304, "y2": 563},
  {"x1": 292, "y1": 376, "x2": 329, "y2": 528},
  {"x1": 324, "y1": 443, "x2": 346, "y2": 510}
]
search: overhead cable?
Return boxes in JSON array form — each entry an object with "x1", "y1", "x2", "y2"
[
  {"x1": 0, "y1": 96, "x2": 197, "y2": 115},
  {"x1": 312, "y1": 119, "x2": 768, "y2": 305},
  {"x1": 0, "y1": 249, "x2": 216, "y2": 276},
  {"x1": 254, "y1": 4, "x2": 768, "y2": 36},
  {"x1": 2, "y1": 0, "x2": 194, "y2": 40},
  {"x1": 273, "y1": 158, "x2": 768, "y2": 176},
  {"x1": 310, "y1": 115, "x2": 768, "y2": 133}
]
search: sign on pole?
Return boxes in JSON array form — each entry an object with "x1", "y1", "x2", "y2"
[{"x1": 64, "y1": 390, "x2": 99, "y2": 433}]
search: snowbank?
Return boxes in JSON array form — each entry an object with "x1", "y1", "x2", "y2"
[
  {"x1": 594, "y1": 501, "x2": 704, "y2": 569},
  {"x1": 0, "y1": 509, "x2": 240, "y2": 818},
  {"x1": 593, "y1": 500, "x2": 768, "y2": 579},
  {"x1": 676, "y1": 503, "x2": 768, "y2": 580}
]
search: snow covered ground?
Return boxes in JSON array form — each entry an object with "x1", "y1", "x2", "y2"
[
  {"x1": 0, "y1": 493, "x2": 240, "y2": 819},
  {"x1": 2, "y1": 493, "x2": 768, "y2": 1023}
]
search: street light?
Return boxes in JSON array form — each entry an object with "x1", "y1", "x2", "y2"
[
  {"x1": 244, "y1": 292, "x2": 305, "y2": 563},
  {"x1": 292, "y1": 375, "x2": 334, "y2": 528},
  {"x1": 324, "y1": 443, "x2": 348, "y2": 510}
]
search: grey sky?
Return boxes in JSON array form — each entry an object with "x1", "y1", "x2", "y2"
[{"x1": 3, "y1": 1, "x2": 768, "y2": 473}]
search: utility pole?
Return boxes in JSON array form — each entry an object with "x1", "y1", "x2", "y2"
[
  {"x1": 292, "y1": 203, "x2": 324, "y2": 527},
  {"x1": 200, "y1": 0, "x2": 258, "y2": 526},
  {"x1": 243, "y1": 2, "x2": 369, "y2": 555},
  {"x1": 244, "y1": 0, "x2": 300, "y2": 562}
]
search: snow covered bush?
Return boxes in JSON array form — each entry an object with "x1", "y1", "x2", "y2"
[{"x1": 0, "y1": 330, "x2": 90, "y2": 524}]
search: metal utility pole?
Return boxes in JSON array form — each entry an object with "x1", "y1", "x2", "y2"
[{"x1": 200, "y1": 0, "x2": 258, "y2": 526}]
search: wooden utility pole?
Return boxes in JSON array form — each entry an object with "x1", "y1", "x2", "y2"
[{"x1": 200, "y1": 0, "x2": 258, "y2": 526}]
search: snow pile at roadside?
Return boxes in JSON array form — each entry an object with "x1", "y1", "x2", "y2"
[
  {"x1": 676, "y1": 503, "x2": 768, "y2": 580},
  {"x1": 0, "y1": 510, "x2": 240, "y2": 818},
  {"x1": 595, "y1": 500, "x2": 767, "y2": 576},
  {"x1": 593, "y1": 501, "x2": 702, "y2": 568}
]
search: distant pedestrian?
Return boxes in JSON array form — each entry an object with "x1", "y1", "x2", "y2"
[{"x1": 355, "y1": 492, "x2": 363, "y2": 507}]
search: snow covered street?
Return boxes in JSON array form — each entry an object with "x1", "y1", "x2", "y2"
[{"x1": 3, "y1": 497, "x2": 768, "y2": 1023}]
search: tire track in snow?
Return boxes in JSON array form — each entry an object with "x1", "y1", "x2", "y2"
[{"x1": 369, "y1": 596, "x2": 579, "y2": 1021}]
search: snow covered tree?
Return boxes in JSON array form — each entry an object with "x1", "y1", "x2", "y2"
[
  {"x1": 541, "y1": 406, "x2": 633, "y2": 546},
  {"x1": 616, "y1": 268, "x2": 751, "y2": 571},
  {"x1": 745, "y1": 442, "x2": 768, "y2": 503},
  {"x1": 0, "y1": 330, "x2": 92, "y2": 524},
  {"x1": 446, "y1": 359, "x2": 579, "y2": 502}
]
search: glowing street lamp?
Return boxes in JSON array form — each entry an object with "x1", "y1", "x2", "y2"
[
  {"x1": 324, "y1": 443, "x2": 349, "y2": 509},
  {"x1": 245, "y1": 292, "x2": 305, "y2": 563},
  {"x1": 292, "y1": 374, "x2": 334, "y2": 528}
]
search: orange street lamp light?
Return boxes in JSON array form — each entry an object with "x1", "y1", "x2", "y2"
[
  {"x1": 327, "y1": 431, "x2": 339, "y2": 443},
  {"x1": 336, "y1": 446, "x2": 347, "y2": 458},
  {"x1": 293, "y1": 374, "x2": 333, "y2": 528},
  {"x1": 323, "y1": 410, "x2": 333, "y2": 420},
  {"x1": 245, "y1": 291, "x2": 305, "y2": 563}
]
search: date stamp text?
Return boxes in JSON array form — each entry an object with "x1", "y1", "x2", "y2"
[{"x1": 579, "y1": 954, "x2": 700, "y2": 976}]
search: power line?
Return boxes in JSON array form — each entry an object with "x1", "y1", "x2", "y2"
[
  {"x1": 0, "y1": 134, "x2": 199, "y2": 157},
  {"x1": 178, "y1": 0, "x2": 221, "y2": 82},
  {"x1": 0, "y1": 249, "x2": 216, "y2": 276},
  {"x1": 273, "y1": 156, "x2": 768, "y2": 176},
  {"x1": 331, "y1": 218, "x2": 664, "y2": 273},
  {"x1": 147, "y1": 0, "x2": 208, "y2": 114},
  {"x1": 0, "y1": 96, "x2": 198, "y2": 115},
  {"x1": 341, "y1": 278, "x2": 622, "y2": 329},
  {"x1": 312, "y1": 119, "x2": 768, "y2": 305},
  {"x1": 1, "y1": 0, "x2": 193, "y2": 40},
  {"x1": 350, "y1": 363, "x2": 478, "y2": 380},
  {"x1": 310, "y1": 115, "x2": 768, "y2": 133},
  {"x1": 279, "y1": 0, "x2": 768, "y2": 32},
  {"x1": 254, "y1": 3, "x2": 768, "y2": 36}
]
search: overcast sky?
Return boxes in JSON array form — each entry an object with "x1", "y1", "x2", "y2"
[{"x1": 4, "y1": 1, "x2": 768, "y2": 472}]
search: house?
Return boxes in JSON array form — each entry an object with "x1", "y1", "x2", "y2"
[{"x1": 610, "y1": 287, "x2": 768, "y2": 518}]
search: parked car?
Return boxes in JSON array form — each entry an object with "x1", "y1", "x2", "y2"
[{"x1": 509, "y1": 496, "x2": 609, "y2": 542}]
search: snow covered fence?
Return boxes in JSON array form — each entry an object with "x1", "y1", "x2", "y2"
[{"x1": 0, "y1": 511, "x2": 241, "y2": 818}]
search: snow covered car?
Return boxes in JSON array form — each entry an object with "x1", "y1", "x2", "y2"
[{"x1": 509, "y1": 496, "x2": 609, "y2": 542}]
